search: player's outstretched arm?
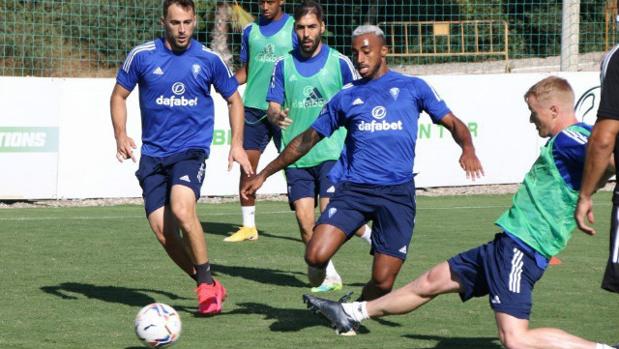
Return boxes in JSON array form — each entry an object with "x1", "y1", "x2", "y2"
[
  {"x1": 439, "y1": 112, "x2": 484, "y2": 180},
  {"x1": 240, "y1": 128, "x2": 323, "y2": 199},
  {"x1": 226, "y1": 91, "x2": 253, "y2": 174},
  {"x1": 576, "y1": 118, "x2": 619, "y2": 235},
  {"x1": 110, "y1": 83, "x2": 136, "y2": 163}
]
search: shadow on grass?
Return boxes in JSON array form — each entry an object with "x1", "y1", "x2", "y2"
[
  {"x1": 213, "y1": 264, "x2": 307, "y2": 288},
  {"x1": 202, "y1": 221, "x2": 302, "y2": 243},
  {"x1": 40, "y1": 282, "x2": 194, "y2": 313},
  {"x1": 223, "y1": 301, "x2": 369, "y2": 333},
  {"x1": 403, "y1": 334, "x2": 502, "y2": 349}
]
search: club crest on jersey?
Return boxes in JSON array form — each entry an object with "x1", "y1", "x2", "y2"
[
  {"x1": 192, "y1": 64, "x2": 201, "y2": 77},
  {"x1": 389, "y1": 87, "x2": 400, "y2": 101}
]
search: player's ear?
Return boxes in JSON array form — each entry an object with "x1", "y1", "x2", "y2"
[
  {"x1": 160, "y1": 16, "x2": 165, "y2": 27},
  {"x1": 380, "y1": 44, "x2": 389, "y2": 57},
  {"x1": 320, "y1": 21, "x2": 325, "y2": 35}
]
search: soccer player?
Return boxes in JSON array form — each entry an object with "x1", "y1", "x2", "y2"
[
  {"x1": 266, "y1": 0, "x2": 372, "y2": 293},
  {"x1": 110, "y1": 0, "x2": 251, "y2": 315},
  {"x1": 303, "y1": 77, "x2": 619, "y2": 349},
  {"x1": 242, "y1": 25, "x2": 483, "y2": 301},
  {"x1": 575, "y1": 44, "x2": 619, "y2": 294},
  {"x1": 224, "y1": 0, "x2": 298, "y2": 242}
]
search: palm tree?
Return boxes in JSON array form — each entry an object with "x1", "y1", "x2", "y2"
[{"x1": 208, "y1": 1, "x2": 254, "y2": 67}]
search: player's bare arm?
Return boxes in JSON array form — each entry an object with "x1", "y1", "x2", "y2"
[
  {"x1": 439, "y1": 112, "x2": 484, "y2": 180},
  {"x1": 576, "y1": 118, "x2": 619, "y2": 235},
  {"x1": 227, "y1": 90, "x2": 253, "y2": 174},
  {"x1": 241, "y1": 128, "x2": 324, "y2": 199},
  {"x1": 267, "y1": 101, "x2": 292, "y2": 129},
  {"x1": 234, "y1": 63, "x2": 248, "y2": 85},
  {"x1": 110, "y1": 83, "x2": 136, "y2": 163}
]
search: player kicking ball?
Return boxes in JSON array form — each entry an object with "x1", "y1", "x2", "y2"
[
  {"x1": 304, "y1": 76, "x2": 618, "y2": 349},
  {"x1": 242, "y1": 24, "x2": 482, "y2": 301}
]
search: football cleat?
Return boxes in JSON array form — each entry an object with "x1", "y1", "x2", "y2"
[
  {"x1": 310, "y1": 279, "x2": 343, "y2": 293},
  {"x1": 303, "y1": 294, "x2": 359, "y2": 335},
  {"x1": 224, "y1": 226, "x2": 258, "y2": 242},
  {"x1": 196, "y1": 279, "x2": 227, "y2": 315}
]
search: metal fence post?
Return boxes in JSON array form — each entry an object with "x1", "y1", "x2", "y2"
[{"x1": 561, "y1": 0, "x2": 581, "y2": 71}]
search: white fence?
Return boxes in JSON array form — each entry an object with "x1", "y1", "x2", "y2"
[{"x1": 0, "y1": 72, "x2": 600, "y2": 199}]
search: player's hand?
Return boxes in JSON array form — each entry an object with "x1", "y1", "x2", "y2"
[
  {"x1": 228, "y1": 145, "x2": 253, "y2": 175},
  {"x1": 115, "y1": 135, "x2": 137, "y2": 163},
  {"x1": 268, "y1": 108, "x2": 292, "y2": 129},
  {"x1": 240, "y1": 174, "x2": 266, "y2": 200},
  {"x1": 459, "y1": 149, "x2": 484, "y2": 180},
  {"x1": 575, "y1": 196, "x2": 596, "y2": 235}
]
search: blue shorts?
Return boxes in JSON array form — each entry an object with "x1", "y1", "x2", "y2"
[
  {"x1": 243, "y1": 107, "x2": 281, "y2": 152},
  {"x1": 285, "y1": 160, "x2": 337, "y2": 210},
  {"x1": 135, "y1": 149, "x2": 206, "y2": 216},
  {"x1": 448, "y1": 232, "x2": 547, "y2": 319},
  {"x1": 315, "y1": 180, "x2": 416, "y2": 260}
]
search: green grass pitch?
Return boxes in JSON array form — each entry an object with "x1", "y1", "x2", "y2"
[{"x1": 1, "y1": 192, "x2": 616, "y2": 348}]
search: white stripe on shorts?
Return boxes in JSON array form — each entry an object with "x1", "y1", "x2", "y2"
[
  {"x1": 613, "y1": 207, "x2": 619, "y2": 263},
  {"x1": 509, "y1": 248, "x2": 524, "y2": 293}
]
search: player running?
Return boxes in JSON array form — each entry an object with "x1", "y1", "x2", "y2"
[{"x1": 110, "y1": 0, "x2": 251, "y2": 315}]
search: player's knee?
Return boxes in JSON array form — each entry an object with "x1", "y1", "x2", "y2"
[
  {"x1": 170, "y1": 201, "x2": 194, "y2": 225},
  {"x1": 304, "y1": 249, "x2": 329, "y2": 268}
]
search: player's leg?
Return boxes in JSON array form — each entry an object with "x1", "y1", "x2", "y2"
[
  {"x1": 294, "y1": 197, "x2": 318, "y2": 244},
  {"x1": 495, "y1": 313, "x2": 600, "y2": 349},
  {"x1": 305, "y1": 223, "x2": 348, "y2": 286},
  {"x1": 360, "y1": 180, "x2": 416, "y2": 300},
  {"x1": 360, "y1": 253, "x2": 403, "y2": 300},
  {"x1": 147, "y1": 206, "x2": 195, "y2": 279},
  {"x1": 226, "y1": 107, "x2": 269, "y2": 242},
  {"x1": 168, "y1": 150, "x2": 226, "y2": 315},
  {"x1": 602, "y1": 204, "x2": 619, "y2": 293},
  {"x1": 303, "y1": 260, "x2": 461, "y2": 335},
  {"x1": 137, "y1": 154, "x2": 196, "y2": 280}
]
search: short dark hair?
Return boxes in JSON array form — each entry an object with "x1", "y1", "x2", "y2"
[
  {"x1": 293, "y1": 0, "x2": 324, "y2": 22},
  {"x1": 163, "y1": 0, "x2": 195, "y2": 17}
]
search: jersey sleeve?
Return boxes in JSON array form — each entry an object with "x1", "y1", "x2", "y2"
[
  {"x1": 116, "y1": 48, "x2": 143, "y2": 92},
  {"x1": 413, "y1": 78, "x2": 451, "y2": 123},
  {"x1": 339, "y1": 55, "x2": 360, "y2": 84},
  {"x1": 598, "y1": 47, "x2": 619, "y2": 120},
  {"x1": 552, "y1": 129, "x2": 589, "y2": 190},
  {"x1": 311, "y1": 93, "x2": 345, "y2": 138},
  {"x1": 209, "y1": 53, "x2": 238, "y2": 99},
  {"x1": 239, "y1": 25, "x2": 252, "y2": 64},
  {"x1": 266, "y1": 58, "x2": 285, "y2": 104}
]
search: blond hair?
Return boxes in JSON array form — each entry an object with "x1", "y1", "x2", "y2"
[{"x1": 524, "y1": 76, "x2": 574, "y2": 106}]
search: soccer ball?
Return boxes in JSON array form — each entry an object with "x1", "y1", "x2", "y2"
[{"x1": 134, "y1": 303, "x2": 182, "y2": 348}]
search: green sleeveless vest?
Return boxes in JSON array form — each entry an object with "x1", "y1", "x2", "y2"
[
  {"x1": 495, "y1": 124, "x2": 591, "y2": 258},
  {"x1": 244, "y1": 16, "x2": 295, "y2": 110},
  {"x1": 282, "y1": 47, "x2": 346, "y2": 168}
]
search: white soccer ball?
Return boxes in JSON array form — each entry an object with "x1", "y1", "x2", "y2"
[{"x1": 134, "y1": 303, "x2": 182, "y2": 348}]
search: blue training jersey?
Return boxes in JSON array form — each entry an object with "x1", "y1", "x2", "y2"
[
  {"x1": 550, "y1": 122, "x2": 591, "y2": 190},
  {"x1": 312, "y1": 70, "x2": 450, "y2": 185},
  {"x1": 266, "y1": 44, "x2": 358, "y2": 104},
  {"x1": 116, "y1": 38, "x2": 238, "y2": 157},
  {"x1": 239, "y1": 13, "x2": 298, "y2": 65}
]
